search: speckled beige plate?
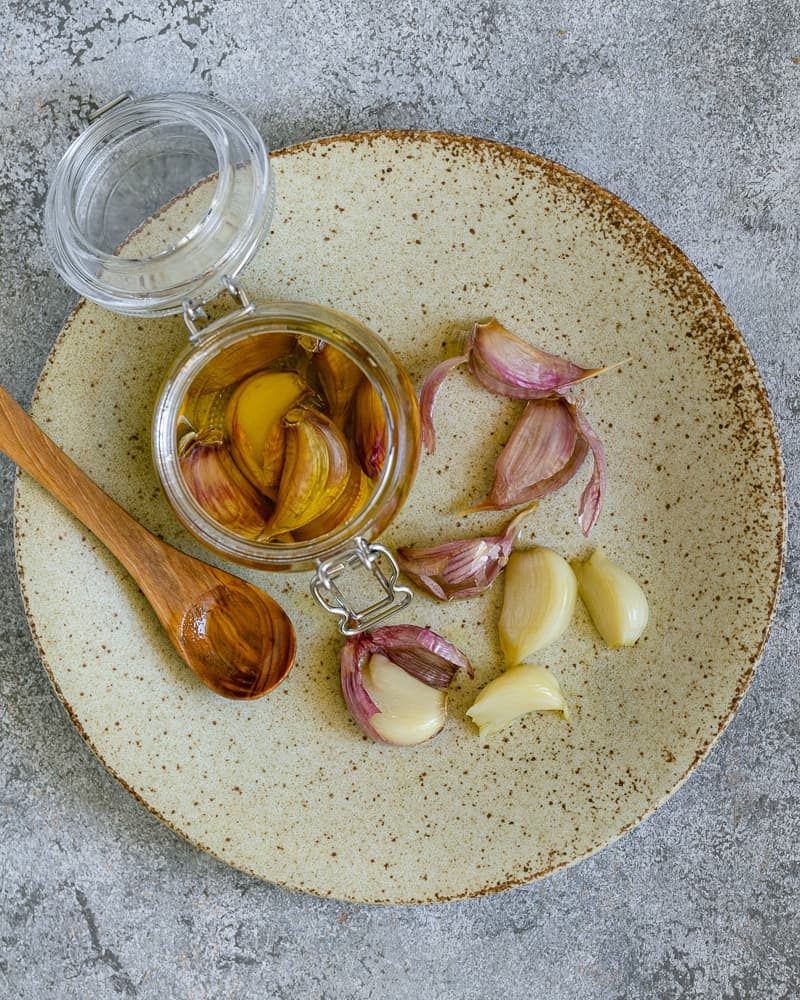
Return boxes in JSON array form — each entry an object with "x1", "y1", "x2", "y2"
[{"x1": 15, "y1": 132, "x2": 784, "y2": 903}]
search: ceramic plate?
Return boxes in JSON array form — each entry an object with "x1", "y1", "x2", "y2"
[{"x1": 15, "y1": 133, "x2": 784, "y2": 903}]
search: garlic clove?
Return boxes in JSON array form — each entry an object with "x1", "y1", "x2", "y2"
[
  {"x1": 179, "y1": 433, "x2": 273, "y2": 538},
  {"x1": 468, "y1": 318, "x2": 609, "y2": 399},
  {"x1": 340, "y1": 625, "x2": 472, "y2": 746},
  {"x1": 187, "y1": 333, "x2": 296, "y2": 395},
  {"x1": 463, "y1": 398, "x2": 585, "y2": 513},
  {"x1": 352, "y1": 378, "x2": 388, "y2": 477},
  {"x1": 499, "y1": 547, "x2": 577, "y2": 663},
  {"x1": 466, "y1": 664, "x2": 569, "y2": 737},
  {"x1": 292, "y1": 457, "x2": 371, "y2": 541},
  {"x1": 361, "y1": 652, "x2": 447, "y2": 745},
  {"x1": 225, "y1": 370, "x2": 312, "y2": 495},
  {"x1": 313, "y1": 343, "x2": 364, "y2": 427},
  {"x1": 183, "y1": 383, "x2": 236, "y2": 437},
  {"x1": 263, "y1": 406, "x2": 351, "y2": 538},
  {"x1": 572, "y1": 549, "x2": 649, "y2": 648}
]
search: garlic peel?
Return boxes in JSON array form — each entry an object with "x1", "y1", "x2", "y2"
[
  {"x1": 466, "y1": 664, "x2": 569, "y2": 737},
  {"x1": 574, "y1": 406, "x2": 607, "y2": 537},
  {"x1": 499, "y1": 547, "x2": 577, "y2": 663},
  {"x1": 397, "y1": 507, "x2": 535, "y2": 601},
  {"x1": 418, "y1": 353, "x2": 468, "y2": 454},
  {"x1": 572, "y1": 549, "x2": 648, "y2": 648}
]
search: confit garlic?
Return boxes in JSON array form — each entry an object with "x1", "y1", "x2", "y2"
[
  {"x1": 499, "y1": 548, "x2": 577, "y2": 664},
  {"x1": 572, "y1": 548, "x2": 649, "y2": 648},
  {"x1": 361, "y1": 653, "x2": 446, "y2": 746},
  {"x1": 466, "y1": 664, "x2": 569, "y2": 737}
]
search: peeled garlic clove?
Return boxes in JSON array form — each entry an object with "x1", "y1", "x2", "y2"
[
  {"x1": 225, "y1": 370, "x2": 311, "y2": 494},
  {"x1": 353, "y1": 378, "x2": 387, "y2": 477},
  {"x1": 340, "y1": 625, "x2": 472, "y2": 746},
  {"x1": 264, "y1": 407, "x2": 351, "y2": 538},
  {"x1": 499, "y1": 547, "x2": 577, "y2": 663},
  {"x1": 397, "y1": 506, "x2": 535, "y2": 602},
  {"x1": 179, "y1": 434, "x2": 273, "y2": 538},
  {"x1": 361, "y1": 653, "x2": 447, "y2": 745},
  {"x1": 466, "y1": 664, "x2": 569, "y2": 737},
  {"x1": 313, "y1": 343, "x2": 363, "y2": 427},
  {"x1": 572, "y1": 549, "x2": 648, "y2": 648}
]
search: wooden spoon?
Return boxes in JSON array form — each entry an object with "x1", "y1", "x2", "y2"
[{"x1": 0, "y1": 386, "x2": 296, "y2": 699}]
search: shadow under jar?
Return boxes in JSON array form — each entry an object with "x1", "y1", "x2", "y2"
[{"x1": 44, "y1": 92, "x2": 420, "y2": 633}]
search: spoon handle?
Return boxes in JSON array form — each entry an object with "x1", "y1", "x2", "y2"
[{"x1": 0, "y1": 385, "x2": 164, "y2": 581}]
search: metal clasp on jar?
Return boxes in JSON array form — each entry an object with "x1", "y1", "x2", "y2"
[
  {"x1": 183, "y1": 277, "x2": 253, "y2": 340},
  {"x1": 311, "y1": 537, "x2": 413, "y2": 635}
]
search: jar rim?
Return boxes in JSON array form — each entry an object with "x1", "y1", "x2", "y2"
[{"x1": 44, "y1": 92, "x2": 273, "y2": 317}]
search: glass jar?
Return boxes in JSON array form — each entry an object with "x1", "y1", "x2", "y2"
[{"x1": 44, "y1": 92, "x2": 420, "y2": 630}]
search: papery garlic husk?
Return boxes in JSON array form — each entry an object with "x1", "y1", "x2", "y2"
[
  {"x1": 418, "y1": 318, "x2": 613, "y2": 454},
  {"x1": 499, "y1": 548, "x2": 577, "y2": 663},
  {"x1": 292, "y1": 456, "x2": 371, "y2": 541},
  {"x1": 353, "y1": 378, "x2": 388, "y2": 477},
  {"x1": 573, "y1": 406, "x2": 607, "y2": 536},
  {"x1": 466, "y1": 664, "x2": 569, "y2": 737},
  {"x1": 262, "y1": 406, "x2": 351, "y2": 539},
  {"x1": 419, "y1": 353, "x2": 469, "y2": 454},
  {"x1": 313, "y1": 342, "x2": 364, "y2": 427},
  {"x1": 225, "y1": 370, "x2": 312, "y2": 496},
  {"x1": 572, "y1": 549, "x2": 648, "y2": 648},
  {"x1": 179, "y1": 432, "x2": 273, "y2": 538},
  {"x1": 397, "y1": 506, "x2": 535, "y2": 601},
  {"x1": 341, "y1": 625, "x2": 473, "y2": 746}
]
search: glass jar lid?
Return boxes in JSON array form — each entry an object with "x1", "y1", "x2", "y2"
[{"x1": 44, "y1": 92, "x2": 273, "y2": 317}]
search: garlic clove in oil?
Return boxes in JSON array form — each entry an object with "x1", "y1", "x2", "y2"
[
  {"x1": 179, "y1": 433, "x2": 273, "y2": 538},
  {"x1": 224, "y1": 370, "x2": 311, "y2": 494},
  {"x1": 186, "y1": 333, "x2": 296, "y2": 395},
  {"x1": 263, "y1": 406, "x2": 351, "y2": 538},
  {"x1": 466, "y1": 664, "x2": 569, "y2": 737},
  {"x1": 313, "y1": 343, "x2": 364, "y2": 427},
  {"x1": 499, "y1": 547, "x2": 577, "y2": 664},
  {"x1": 361, "y1": 652, "x2": 447, "y2": 745},
  {"x1": 292, "y1": 457, "x2": 371, "y2": 541},
  {"x1": 572, "y1": 549, "x2": 649, "y2": 648},
  {"x1": 352, "y1": 378, "x2": 387, "y2": 477}
]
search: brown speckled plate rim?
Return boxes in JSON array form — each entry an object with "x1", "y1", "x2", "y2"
[{"x1": 13, "y1": 130, "x2": 787, "y2": 905}]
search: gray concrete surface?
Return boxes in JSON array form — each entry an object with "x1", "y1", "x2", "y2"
[{"x1": 1, "y1": 1, "x2": 798, "y2": 997}]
